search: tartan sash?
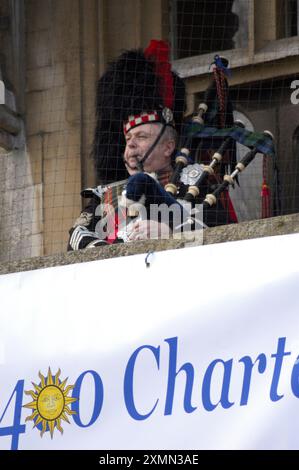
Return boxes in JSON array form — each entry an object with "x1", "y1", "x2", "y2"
[{"x1": 183, "y1": 122, "x2": 275, "y2": 157}]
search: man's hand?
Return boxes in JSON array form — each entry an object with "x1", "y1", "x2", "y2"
[{"x1": 128, "y1": 220, "x2": 172, "y2": 241}]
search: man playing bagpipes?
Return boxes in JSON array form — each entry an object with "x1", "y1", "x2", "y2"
[{"x1": 68, "y1": 41, "x2": 275, "y2": 251}]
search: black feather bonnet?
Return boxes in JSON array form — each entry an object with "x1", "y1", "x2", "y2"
[{"x1": 92, "y1": 40, "x2": 186, "y2": 184}]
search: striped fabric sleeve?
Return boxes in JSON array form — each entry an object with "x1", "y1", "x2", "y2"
[{"x1": 68, "y1": 226, "x2": 108, "y2": 251}]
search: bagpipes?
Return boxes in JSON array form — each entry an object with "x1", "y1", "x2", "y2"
[
  {"x1": 119, "y1": 55, "x2": 276, "y2": 231},
  {"x1": 80, "y1": 54, "x2": 277, "y2": 243},
  {"x1": 161, "y1": 58, "x2": 232, "y2": 198},
  {"x1": 202, "y1": 130, "x2": 274, "y2": 211}
]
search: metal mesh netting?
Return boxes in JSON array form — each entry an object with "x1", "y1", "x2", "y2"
[{"x1": 0, "y1": 0, "x2": 299, "y2": 263}]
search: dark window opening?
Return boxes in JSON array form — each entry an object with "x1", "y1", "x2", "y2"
[
  {"x1": 170, "y1": 0, "x2": 248, "y2": 60},
  {"x1": 277, "y1": 0, "x2": 298, "y2": 39}
]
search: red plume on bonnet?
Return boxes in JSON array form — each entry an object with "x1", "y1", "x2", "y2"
[{"x1": 144, "y1": 40, "x2": 174, "y2": 109}]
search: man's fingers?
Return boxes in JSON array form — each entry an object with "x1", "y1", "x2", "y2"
[
  {"x1": 129, "y1": 220, "x2": 171, "y2": 241},
  {"x1": 128, "y1": 221, "x2": 147, "y2": 240}
]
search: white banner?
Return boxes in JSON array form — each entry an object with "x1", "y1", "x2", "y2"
[{"x1": 1, "y1": 233, "x2": 299, "y2": 450}]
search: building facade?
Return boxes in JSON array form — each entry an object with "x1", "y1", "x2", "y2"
[{"x1": 0, "y1": 0, "x2": 299, "y2": 261}]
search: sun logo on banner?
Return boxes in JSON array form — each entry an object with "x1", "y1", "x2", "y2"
[{"x1": 24, "y1": 368, "x2": 77, "y2": 438}]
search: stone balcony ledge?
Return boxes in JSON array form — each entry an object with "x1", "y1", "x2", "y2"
[{"x1": 1, "y1": 213, "x2": 299, "y2": 276}]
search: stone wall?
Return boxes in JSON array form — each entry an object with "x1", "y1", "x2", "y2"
[
  {"x1": 25, "y1": 0, "x2": 82, "y2": 256},
  {"x1": 22, "y1": 0, "x2": 168, "y2": 259},
  {"x1": 0, "y1": 0, "x2": 40, "y2": 263}
]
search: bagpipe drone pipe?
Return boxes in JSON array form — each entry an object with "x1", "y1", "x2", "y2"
[{"x1": 202, "y1": 130, "x2": 274, "y2": 213}]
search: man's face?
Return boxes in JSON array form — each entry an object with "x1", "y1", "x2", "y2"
[{"x1": 123, "y1": 123, "x2": 175, "y2": 175}]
